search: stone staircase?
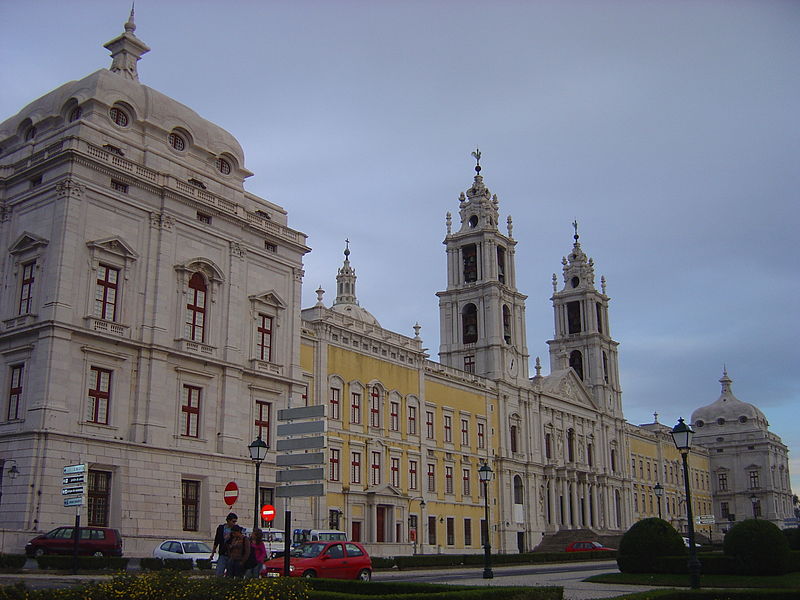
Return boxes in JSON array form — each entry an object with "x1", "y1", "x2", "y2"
[{"x1": 533, "y1": 528, "x2": 623, "y2": 552}]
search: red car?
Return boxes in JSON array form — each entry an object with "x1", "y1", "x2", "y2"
[
  {"x1": 565, "y1": 541, "x2": 615, "y2": 552},
  {"x1": 25, "y1": 526, "x2": 123, "y2": 557},
  {"x1": 263, "y1": 541, "x2": 372, "y2": 580}
]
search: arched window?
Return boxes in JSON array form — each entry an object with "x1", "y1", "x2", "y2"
[
  {"x1": 513, "y1": 475, "x2": 523, "y2": 505},
  {"x1": 185, "y1": 272, "x2": 207, "y2": 342},
  {"x1": 602, "y1": 352, "x2": 609, "y2": 383},
  {"x1": 502, "y1": 305, "x2": 512, "y2": 344},
  {"x1": 462, "y1": 303, "x2": 478, "y2": 344},
  {"x1": 496, "y1": 247, "x2": 506, "y2": 284},
  {"x1": 462, "y1": 244, "x2": 477, "y2": 282},
  {"x1": 569, "y1": 350, "x2": 584, "y2": 380}
]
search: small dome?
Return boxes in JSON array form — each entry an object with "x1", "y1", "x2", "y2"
[
  {"x1": 330, "y1": 303, "x2": 380, "y2": 327},
  {"x1": 691, "y1": 370, "x2": 767, "y2": 430}
]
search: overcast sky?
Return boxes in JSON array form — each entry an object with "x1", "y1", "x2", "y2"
[{"x1": 2, "y1": 1, "x2": 798, "y2": 494}]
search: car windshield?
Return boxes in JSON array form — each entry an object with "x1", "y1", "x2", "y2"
[
  {"x1": 182, "y1": 542, "x2": 211, "y2": 553},
  {"x1": 291, "y1": 543, "x2": 326, "y2": 558}
]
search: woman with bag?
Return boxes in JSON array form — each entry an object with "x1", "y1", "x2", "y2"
[
  {"x1": 244, "y1": 528, "x2": 267, "y2": 578},
  {"x1": 225, "y1": 525, "x2": 250, "y2": 577}
]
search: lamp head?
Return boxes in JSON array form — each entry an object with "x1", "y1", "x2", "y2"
[
  {"x1": 671, "y1": 417, "x2": 694, "y2": 451},
  {"x1": 248, "y1": 435, "x2": 269, "y2": 462},
  {"x1": 478, "y1": 461, "x2": 493, "y2": 483},
  {"x1": 654, "y1": 482, "x2": 664, "y2": 497},
  {"x1": 9, "y1": 464, "x2": 19, "y2": 480}
]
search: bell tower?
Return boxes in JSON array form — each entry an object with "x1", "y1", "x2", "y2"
[
  {"x1": 547, "y1": 223, "x2": 622, "y2": 416},
  {"x1": 437, "y1": 151, "x2": 529, "y2": 384}
]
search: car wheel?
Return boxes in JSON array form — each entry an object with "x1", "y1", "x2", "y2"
[
  {"x1": 357, "y1": 569, "x2": 371, "y2": 581},
  {"x1": 302, "y1": 570, "x2": 317, "y2": 578},
  {"x1": 34, "y1": 548, "x2": 47, "y2": 558}
]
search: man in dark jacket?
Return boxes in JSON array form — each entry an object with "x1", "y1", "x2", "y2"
[{"x1": 210, "y1": 512, "x2": 238, "y2": 576}]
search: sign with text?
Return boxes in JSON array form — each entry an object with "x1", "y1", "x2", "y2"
[{"x1": 63, "y1": 464, "x2": 86, "y2": 475}]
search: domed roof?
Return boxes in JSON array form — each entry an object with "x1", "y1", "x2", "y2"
[
  {"x1": 330, "y1": 303, "x2": 381, "y2": 326},
  {"x1": 691, "y1": 370, "x2": 767, "y2": 429},
  {"x1": 329, "y1": 241, "x2": 380, "y2": 327}
]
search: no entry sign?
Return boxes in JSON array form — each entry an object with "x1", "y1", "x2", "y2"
[
  {"x1": 224, "y1": 481, "x2": 239, "y2": 506},
  {"x1": 261, "y1": 504, "x2": 276, "y2": 522}
]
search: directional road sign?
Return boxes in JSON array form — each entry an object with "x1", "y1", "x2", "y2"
[
  {"x1": 63, "y1": 475, "x2": 86, "y2": 485},
  {"x1": 276, "y1": 483, "x2": 325, "y2": 498},
  {"x1": 61, "y1": 486, "x2": 85, "y2": 496},
  {"x1": 276, "y1": 436, "x2": 325, "y2": 451},
  {"x1": 277, "y1": 405, "x2": 325, "y2": 421},
  {"x1": 64, "y1": 497, "x2": 83, "y2": 507},
  {"x1": 277, "y1": 468, "x2": 325, "y2": 483},
  {"x1": 276, "y1": 452, "x2": 325, "y2": 467},
  {"x1": 224, "y1": 481, "x2": 239, "y2": 506},
  {"x1": 63, "y1": 464, "x2": 86, "y2": 475}
]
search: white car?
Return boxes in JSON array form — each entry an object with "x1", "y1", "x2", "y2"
[{"x1": 153, "y1": 539, "x2": 215, "y2": 565}]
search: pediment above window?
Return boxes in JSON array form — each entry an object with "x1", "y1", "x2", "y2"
[
  {"x1": 9, "y1": 231, "x2": 48, "y2": 255},
  {"x1": 175, "y1": 257, "x2": 225, "y2": 283},
  {"x1": 249, "y1": 290, "x2": 287, "y2": 309},
  {"x1": 87, "y1": 237, "x2": 139, "y2": 260}
]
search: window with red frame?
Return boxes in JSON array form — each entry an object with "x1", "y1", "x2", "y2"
[
  {"x1": 371, "y1": 451, "x2": 381, "y2": 485},
  {"x1": 182, "y1": 480, "x2": 200, "y2": 531},
  {"x1": 427, "y1": 463, "x2": 436, "y2": 492},
  {"x1": 391, "y1": 457, "x2": 400, "y2": 487},
  {"x1": 463, "y1": 468, "x2": 471, "y2": 496},
  {"x1": 409, "y1": 460, "x2": 418, "y2": 490},
  {"x1": 94, "y1": 265, "x2": 119, "y2": 321},
  {"x1": 408, "y1": 405, "x2": 417, "y2": 435},
  {"x1": 445, "y1": 466, "x2": 453, "y2": 494},
  {"x1": 87, "y1": 367, "x2": 112, "y2": 424},
  {"x1": 351, "y1": 392, "x2": 361, "y2": 424},
  {"x1": 255, "y1": 401, "x2": 271, "y2": 445},
  {"x1": 7, "y1": 365, "x2": 23, "y2": 421},
  {"x1": 329, "y1": 448, "x2": 340, "y2": 481},
  {"x1": 444, "y1": 415, "x2": 452, "y2": 443},
  {"x1": 461, "y1": 419, "x2": 469, "y2": 445},
  {"x1": 390, "y1": 401, "x2": 399, "y2": 431},
  {"x1": 329, "y1": 388, "x2": 341, "y2": 420},
  {"x1": 87, "y1": 470, "x2": 111, "y2": 526},
  {"x1": 184, "y1": 273, "x2": 206, "y2": 342},
  {"x1": 257, "y1": 314, "x2": 273, "y2": 361},
  {"x1": 477, "y1": 422, "x2": 485, "y2": 449},
  {"x1": 181, "y1": 385, "x2": 201, "y2": 437},
  {"x1": 351, "y1": 452, "x2": 361, "y2": 483},
  {"x1": 18, "y1": 261, "x2": 35, "y2": 315},
  {"x1": 426, "y1": 411, "x2": 434, "y2": 439},
  {"x1": 370, "y1": 387, "x2": 381, "y2": 428}
]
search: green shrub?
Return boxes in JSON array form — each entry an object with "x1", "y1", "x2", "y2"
[
  {"x1": 724, "y1": 519, "x2": 791, "y2": 575},
  {"x1": 304, "y1": 579, "x2": 561, "y2": 600},
  {"x1": 782, "y1": 527, "x2": 800, "y2": 550},
  {"x1": 163, "y1": 558, "x2": 193, "y2": 570},
  {"x1": 617, "y1": 517, "x2": 686, "y2": 573},
  {"x1": 139, "y1": 557, "x2": 164, "y2": 570},
  {"x1": 196, "y1": 557, "x2": 213, "y2": 570},
  {"x1": 35, "y1": 555, "x2": 128, "y2": 571},
  {"x1": 370, "y1": 556, "x2": 396, "y2": 568},
  {"x1": 0, "y1": 554, "x2": 27, "y2": 570}
]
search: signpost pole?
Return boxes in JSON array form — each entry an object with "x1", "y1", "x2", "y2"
[{"x1": 283, "y1": 509, "x2": 291, "y2": 576}]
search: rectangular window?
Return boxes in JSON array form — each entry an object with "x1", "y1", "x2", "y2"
[
  {"x1": 257, "y1": 314, "x2": 273, "y2": 361},
  {"x1": 510, "y1": 425, "x2": 518, "y2": 453},
  {"x1": 94, "y1": 265, "x2": 120, "y2": 321},
  {"x1": 390, "y1": 401, "x2": 399, "y2": 431},
  {"x1": 110, "y1": 180, "x2": 128, "y2": 193},
  {"x1": 255, "y1": 401, "x2": 271, "y2": 445},
  {"x1": 427, "y1": 463, "x2": 436, "y2": 492},
  {"x1": 463, "y1": 244, "x2": 478, "y2": 282},
  {"x1": 428, "y1": 515, "x2": 437, "y2": 546},
  {"x1": 444, "y1": 415, "x2": 452, "y2": 443},
  {"x1": 718, "y1": 473, "x2": 728, "y2": 491},
  {"x1": 464, "y1": 355, "x2": 475, "y2": 374},
  {"x1": 370, "y1": 388, "x2": 381, "y2": 428},
  {"x1": 181, "y1": 385, "x2": 201, "y2": 437},
  {"x1": 461, "y1": 419, "x2": 469, "y2": 446},
  {"x1": 196, "y1": 212, "x2": 212, "y2": 224},
  {"x1": 464, "y1": 518, "x2": 472, "y2": 546},
  {"x1": 7, "y1": 365, "x2": 23, "y2": 421},
  {"x1": 721, "y1": 501, "x2": 730, "y2": 519},
  {"x1": 408, "y1": 406, "x2": 417, "y2": 435},
  {"x1": 19, "y1": 261, "x2": 35, "y2": 315},
  {"x1": 371, "y1": 451, "x2": 381, "y2": 485},
  {"x1": 351, "y1": 452, "x2": 361, "y2": 484},
  {"x1": 329, "y1": 449, "x2": 340, "y2": 481},
  {"x1": 426, "y1": 411, "x2": 434, "y2": 439},
  {"x1": 749, "y1": 470, "x2": 759, "y2": 488},
  {"x1": 409, "y1": 460, "x2": 418, "y2": 490},
  {"x1": 567, "y1": 300, "x2": 582, "y2": 334},
  {"x1": 87, "y1": 470, "x2": 111, "y2": 527},
  {"x1": 182, "y1": 480, "x2": 200, "y2": 531},
  {"x1": 329, "y1": 388, "x2": 341, "y2": 420},
  {"x1": 446, "y1": 517, "x2": 455, "y2": 545},
  {"x1": 87, "y1": 367, "x2": 112, "y2": 424},
  {"x1": 351, "y1": 392, "x2": 361, "y2": 424},
  {"x1": 184, "y1": 274, "x2": 206, "y2": 342},
  {"x1": 462, "y1": 468, "x2": 471, "y2": 496},
  {"x1": 545, "y1": 433, "x2": 552, "y2": 458},
  {"x1": 391, "y1": 457, "x2": 400, "y2": 487},
  {"x1": 587, "y1": 443, "x2": 593, "y2": 467},
  {"x1": 445, "y1": 466, "x2": 453, "y2": 494},
  {"x1": 477, "y1": 422, "x2": 485, "y2": 449}
]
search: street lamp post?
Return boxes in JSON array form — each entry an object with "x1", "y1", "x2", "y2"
[
  {"x1": 671, "y1": 418, "x2": 701, "y2": 590},
  {"x1": 478, "y1": 461, "x2": 494, "y2": 579},
  {"x1": 654, "y1": 482, "x2": 664, "y2": 519},
  {"x1": 750, "y1": 494, "x2": 758, "y2": 519},
  {"x1": 248, "y1": 435, "x2": 269, "y2": 531}
]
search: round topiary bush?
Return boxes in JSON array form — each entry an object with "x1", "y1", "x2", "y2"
[
  {"x1": 617, "y1": 517, "x2": 686, "y2": 573},
  {"x1": 723, "y1": 519, "x2": 791, "y2": 575}
]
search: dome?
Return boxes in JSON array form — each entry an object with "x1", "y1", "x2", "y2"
[
  {"x1": 691, "y1": 370, "x2": 767, "y2": 430},
  {"x1": 330, "y1": 303, "x2": 381, "y2": 327}
]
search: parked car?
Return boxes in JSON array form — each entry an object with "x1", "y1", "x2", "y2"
[
  {"x1": 291, "y1": 528, "x2": 348, "y2": 546},
  {"x1": 682, "y1": 537, "x2": 702, "y2": 549},
  {"x1": 25, "y1": 526, "x2": 123, "y2": 557},
  {"x1": 565, "y1": 541, "x2": 615, "y2": 552},
  {"x1": 153, "y1": 540, "x2": 214, "y2": 565},
  {"x1": 263, "y1": 541, "x2": 372, "y2": 580}
]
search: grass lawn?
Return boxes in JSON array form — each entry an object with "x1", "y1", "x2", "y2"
[{"x1": 586, "y1": 571, "x2": 800, "y2": 589}]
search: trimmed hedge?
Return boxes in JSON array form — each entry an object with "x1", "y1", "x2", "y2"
[
  {"x1": 390, "y1": 549, "x2": 615, "y2": 570},
  {"x1": 139, "y1": 557, "x2": 164, "y2": 570},
  {"x1": 617, "y1": 518, "x2": 686, "y2": 574},
  {"x1": 782, "y1": 527, "x2": 800, "y2": 550},
  {"x1": 724, "y1": 519, "x2": 791, "y2": 575},
  {"x1": 163, "y1": 558, "x2": 194, "y2": 570},
  {"x1": 613, "y1": 592, "x2": 800, "y2": 600},
  {"x1": 196, "y1": 557, "x2": 213, "y2": 570},
  {"x1": 35, "y1": 555, "x2": 129, "y2": 571},
  {"x1": 305, "y1": 579, "x2": 562, "y2": 600},
  {"x1": 0, "y1": 554, "x2": 26, "y2": 570}
]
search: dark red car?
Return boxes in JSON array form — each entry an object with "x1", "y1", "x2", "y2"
[
  {"x1": 25, "y1": 526, "x2": 123, "y2": 557},
  {"x1": 565, "y1": 540, "x2": 614, "y2": 552},
  {"x1": 263, "y1": 540, "x2": 372, "y2": 580}
]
